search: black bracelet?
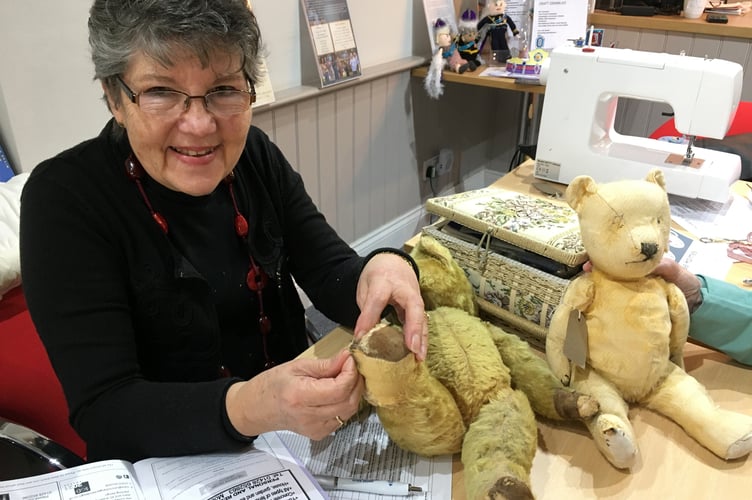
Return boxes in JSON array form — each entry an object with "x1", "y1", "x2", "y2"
[{"x1": 363, "y1": 248, "x2": 420, "y2": 280}]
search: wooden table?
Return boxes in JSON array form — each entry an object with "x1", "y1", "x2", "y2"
[
  {"x1": 307, "y1": 160, "x2": 752, "y2": 498},
  {"x1": 301, "y1": 328, "x2": 752, "y2": 499}
]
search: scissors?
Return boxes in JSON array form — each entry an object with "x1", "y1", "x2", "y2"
[{"x1": 699, "y1": 233, "x2": 752, "y2": 245}]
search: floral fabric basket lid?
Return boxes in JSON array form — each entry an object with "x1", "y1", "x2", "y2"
[{"x1": 426, "y1": 187, "x2": 586, "y2": 267}]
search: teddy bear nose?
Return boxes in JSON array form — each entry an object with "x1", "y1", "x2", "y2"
[{"x1": 640, "y1": 242, "x2": 658, "y2": 258}]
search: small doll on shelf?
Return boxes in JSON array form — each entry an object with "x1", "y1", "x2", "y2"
[
  {"x1": 457, "y1": 9, "x2": 483, "y2": 69},
  {"x1": 477, "y1": 0, "x2": 520, "y2": 65},
  {"x1": 424, "y1": 18, "x2": 472, "y2": 100}
]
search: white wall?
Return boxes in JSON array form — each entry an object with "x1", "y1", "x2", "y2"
[{"x1": 0, "y1": 0, "x2": 413, "y2": 173}]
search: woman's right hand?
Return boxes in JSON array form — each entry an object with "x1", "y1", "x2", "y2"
[
  {"x1": 584, "y1": 257, "x2": 703, "y2": 312},
  {"x1": 224, "y1": 349, "x2": 364, "y2": 440},
  {"x1": 650, "y1": 257, "x2": 703, "y2": 313}
]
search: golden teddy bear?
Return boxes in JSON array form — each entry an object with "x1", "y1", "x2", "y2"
[
  {"x1": 546, "y1": 169, "x2": 752, "y2": 470},
  {"x1": 350, "y1": 235, "x2": 598, "y2": 500}
]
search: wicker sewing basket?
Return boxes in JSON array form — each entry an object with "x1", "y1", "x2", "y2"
[{"x1": 421, "y1": 221, "x2": 575, "y2": 350}]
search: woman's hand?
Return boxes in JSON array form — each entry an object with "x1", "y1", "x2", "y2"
[
  {"x1": 584, "y1": 258, "x2": 703, "y2": 312},
  {"x1": 650, "y1": 257, "x2": 703, "y2": 312},
  {"x1": 354, "y1": 253, "x2": 428, "y2": 360},
  {"x1": 225, "y1": 349, "x2": 364, "y2": 440}
]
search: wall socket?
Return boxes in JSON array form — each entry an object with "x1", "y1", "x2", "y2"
[{"x1": 423, "y1": 148, "x2": 454, "y2": 179}]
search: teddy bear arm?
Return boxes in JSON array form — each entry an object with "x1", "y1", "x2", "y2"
[
  {"x1": 546, "y1": 278, "x2": 594, "y2": 385},
  {"x1": 666, "y1": 282, "x2": 690, "y2": 369},
  {"x1": 351, "y1": 324, "x2": 468, "y2": 456}
]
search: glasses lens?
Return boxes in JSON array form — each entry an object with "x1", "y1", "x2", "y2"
[
  {"x1": 138, "y1": 90, "x2": 186, "y2": 115},
  {"x1": 207, "y1": 90, "x2": 252, "y2": 116}
]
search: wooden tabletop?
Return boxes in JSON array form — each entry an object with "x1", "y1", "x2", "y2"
[
  {"x1": 329, "y1": 159, "x2": 752, "y2": 499},
  {"x1": 589, "y1": 10, "x2": 752, "y2": 39},
  {"x1": 301, "y1": 329, "x2": 752, "y2": 499},
  {"x1": 411, "y1": 65, "x2": 546, "y2": 95}
]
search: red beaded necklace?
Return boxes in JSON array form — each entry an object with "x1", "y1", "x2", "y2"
[{"x1": 125, "y1": 154, "x2": 276, "y2": 371}]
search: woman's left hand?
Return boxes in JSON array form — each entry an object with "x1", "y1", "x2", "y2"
[{"x1": 354, "y1": 253, "x2": 428, "y2": 360}]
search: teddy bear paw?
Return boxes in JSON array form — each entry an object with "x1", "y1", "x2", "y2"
[
  {"x1": 726, "y1": 431, "x2": 752, "y2": 459},
  {"x1": 553, "y1": 389, "x2": 600, "y2": 420},
  {"x1": 485, "y1": 476, "x2": 534, "y2": 500},
  {"x1": 599, "y1": 426, "x2": 637, "y2": 469}
]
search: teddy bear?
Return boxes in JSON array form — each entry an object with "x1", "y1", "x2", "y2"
[
  {"x1": 350, "y1": 235, "x2": 599, "y2": 500},
  {"x1": 546, "y1": 169, "x2": 752, "y2": 470}
]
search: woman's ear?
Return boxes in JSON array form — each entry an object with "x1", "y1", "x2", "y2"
[{"x1": 102, "y1": 80, "x2": 125, "y2": 124}]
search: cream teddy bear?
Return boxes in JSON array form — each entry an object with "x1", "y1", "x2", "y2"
[
  {"x1": 351, "y1": 235, "x2": 598, "y2": 500},
  {"x1": 546, "y1": 169, "x2": 752, "y2": 469}
]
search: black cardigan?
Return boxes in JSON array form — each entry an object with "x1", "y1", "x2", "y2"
[{"x1": 20, "y1": 121, "x2": 372, "y2": 462}]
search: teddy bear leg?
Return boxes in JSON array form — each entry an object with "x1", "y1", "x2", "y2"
[
  {"x1": 462, "y1": 389, "x2": 537, "y2": 500},
  {"x1": 489, "y1": 326, "x2": 599, "y2": 421},
  {"x1": 574, "y1": 368, "x2": 638, "y2": 469},
  {"x1": 644, "y1": 365, "x2": 752, "y2": 460},
  {"x1": 350, "y1": 323, "x2": 467, "y2": 456}
]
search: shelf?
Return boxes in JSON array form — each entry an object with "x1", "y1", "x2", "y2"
[
  {"x1": 411, "y1": 65, "x2": 546, "y2": 95},
  {"x1": 589, "y1": 10, "x2": 752, "y2": 40},
  {"x1": 253, "y1": 56, "x2": 427, "y2": 112}
]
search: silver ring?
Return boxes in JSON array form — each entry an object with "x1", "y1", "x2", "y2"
[{"x1": 335, "y1": 415, "x2": 345, "y2": 428}]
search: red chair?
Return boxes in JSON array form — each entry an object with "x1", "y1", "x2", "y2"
[
  {"x1": 0, "y1": 287, "x2": 87, "y2": 464},
  {"x1": 650, "y1": 102, "x2": 752, "y2": 181},
  {"x1": 649, "y1": 101, "x2": 752, "y2": 140}
]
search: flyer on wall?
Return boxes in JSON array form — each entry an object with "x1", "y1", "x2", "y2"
[
  {"x1": 246, "y1": 0, "x2": 276, "y2": 107},
  {"x1": 530, "y1": 0, "x2": 589, "y2": 52},
  {"x1": 301, "y1": 0, "x2": 361, "y2": 88},
  {"x1": 422, "y1": 0, "x2": 457, "y2": 55}
]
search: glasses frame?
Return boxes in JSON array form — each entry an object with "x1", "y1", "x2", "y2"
[{"x1": 115, "y1": 75, "x2": 256, "y2": 117}]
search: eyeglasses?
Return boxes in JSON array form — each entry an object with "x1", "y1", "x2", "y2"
[{"x1": 116, "y1": 75, "x2": 256, "y2": 118}]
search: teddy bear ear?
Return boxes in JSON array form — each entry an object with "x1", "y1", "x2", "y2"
[
  {"x1": 565, "y1": 175, "x2": 598, "y2": 213},
  {"x1": 645, "y1": 168, "x2": 667, "y2": 191}
]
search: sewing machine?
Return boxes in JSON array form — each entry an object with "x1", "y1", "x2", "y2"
[{"x1": 534, "y1": 45, "x2": 743, "y2": 202}]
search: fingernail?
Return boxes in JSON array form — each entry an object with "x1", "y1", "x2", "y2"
[{"x1": 411, "y1": 335, "x2": 421, "y2": 356}]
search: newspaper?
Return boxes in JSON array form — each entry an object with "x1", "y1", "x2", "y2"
[
  {"x1": 0, "y1": 433, "x2": 325, "y2": 500},
  {"x1": 278, "y1": 406, "x2": 453, "y2": 500}
]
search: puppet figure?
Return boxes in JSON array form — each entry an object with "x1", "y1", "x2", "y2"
[
  {"x1": 477, "y1": 0, "x2": 520, "y2": 65},
  {"x1": 457, "y1": 9, "x2": 482, "y2": 69},
  {"x1": 424, "y1": 18, "x2": 472, "y2": 100}
]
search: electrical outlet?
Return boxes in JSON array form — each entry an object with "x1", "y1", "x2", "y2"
[
  {"x1": 435, "y1": 148, "x2": 454, "y2": 176},
  {"x1": 423, "y1": 156, "x2": 439, "y2": 179},
  {"x1": 423, "y1": 148, "x2": 454, "y2": 179}
]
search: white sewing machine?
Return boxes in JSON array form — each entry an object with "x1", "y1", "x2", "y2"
[{"x1": 534, "y1": 45, "x2": 743, "y2": 202}]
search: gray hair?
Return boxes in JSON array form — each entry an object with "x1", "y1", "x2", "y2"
[{"x1": 89, "y1": 0, "x2": 263, "y2": 106}]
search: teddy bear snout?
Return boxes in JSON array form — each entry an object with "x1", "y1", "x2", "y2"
[{"x1": 640, "y1": 241, "x2": 659, "y2": 259}]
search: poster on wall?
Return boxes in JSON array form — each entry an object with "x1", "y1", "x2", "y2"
[
  {"x1": 246, "y1": 0, "x2": 276, "y2": 107},
  {"x1": 530, "y1": 0, "x2": 589, "y2": 52},
  {"x1": 301, "y1": 0, "x2": 361, "y2": 88},
  {"x1": 422, "y1": 0, "x2": 457, "y2": 55}
]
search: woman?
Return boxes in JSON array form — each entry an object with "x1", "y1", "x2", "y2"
[{"x1": 19, "y1": 0, "x2": 427, "y2": 462}]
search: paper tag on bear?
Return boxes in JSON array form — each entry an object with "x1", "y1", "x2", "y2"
[{"x1": 563, "y1": 309, "x2": 588, "y2": 368}]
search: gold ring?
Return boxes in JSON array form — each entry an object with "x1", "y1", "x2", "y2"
[{"x1": 335, "y1": 415, "x2": 345, "y2": 428}]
